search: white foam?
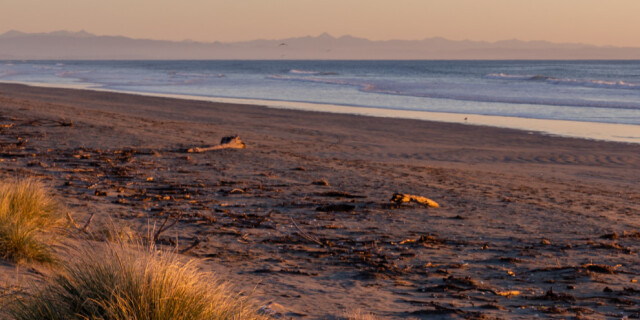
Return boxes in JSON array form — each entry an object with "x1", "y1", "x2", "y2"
[
  {"x1": 269, "y1": 74, "x2": 640, "y2": 111},
  {"x1": 485, "y1": 73, "x2": 540, "y2": 81},
  {"x1": 486, "y1": 73, "x2": 640, "y2": 90},
  {"x1": 288, "y1": 69, "x2": 337, "y2": 75},
  {"x1": 549, "y1": 78, "x2": 639, "y2": 90},
  {"x1": 289, "y1": 69, "x2": 319, "y2": 75}
]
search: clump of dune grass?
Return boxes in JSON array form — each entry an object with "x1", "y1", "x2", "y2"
[
  {"x1": 0, "y1": 178, "x2": 65, "y2": 264},
  {"x1": 9, "y1": 242, "x2": 268, "y2": 320}
]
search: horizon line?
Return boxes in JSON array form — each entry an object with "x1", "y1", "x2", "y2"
[{"x1": 2, "y1": 29, "x2": 637, "y2": 49}]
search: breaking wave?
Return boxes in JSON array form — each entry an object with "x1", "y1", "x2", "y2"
[
  {"x1": 289, "y1": 69, "x2": 338, "y2": 76},
  {"x1": 269, "y1": 74, "x2": 640, "y2": 110},
  {"x1": 486, "y1": 73, "x2": 640, "y2": 90}
]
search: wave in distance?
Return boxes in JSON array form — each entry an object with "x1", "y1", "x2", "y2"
[
  {"x1": 485, "y1": 73, "x2": 640, "y2": 90},
  {"x1": 269, "y1": 74, "x2": 640, "y2": 111}
]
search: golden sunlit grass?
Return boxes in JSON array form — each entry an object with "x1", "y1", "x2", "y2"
[
  {"x1": 0, "y1": 178, "x2": 66, "y2": 264},
  {"x1": 8, "y1": 241, "x2": 268, "y2": 320},
  {"x1": 1, "y1": 179, "x2": 267, "y2": 319}
]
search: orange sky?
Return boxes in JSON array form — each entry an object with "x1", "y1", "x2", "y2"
[{"x1": 1, "y1": 0, "x2": 639, "y2": 47}]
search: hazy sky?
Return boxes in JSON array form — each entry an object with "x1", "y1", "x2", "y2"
[{"x1": 1, "y1": 0, "x2": 639, "y2": 47}]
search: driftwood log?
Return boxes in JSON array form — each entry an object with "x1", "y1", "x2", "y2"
[
  {"x1": 188, "y1": 135, "x2": 246, "y2": 153},
  {"x1": 391, "y1": 193, "x2": 440, "y2": 208}
]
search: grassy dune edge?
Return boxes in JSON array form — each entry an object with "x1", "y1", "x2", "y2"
[
  {"x1": 0, "y1": 179, "x2": 66, "y2": 264},
  {"x1": 0, "y1": 179, "x2": 274, "y2": 320},
  {"x1": 8, "y1": 242, "x2": 268, "y2": 320}
]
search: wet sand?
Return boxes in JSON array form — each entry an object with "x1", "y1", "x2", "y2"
[{"x1": 1, "y1": 83, "x2": 640, "y2": 319}]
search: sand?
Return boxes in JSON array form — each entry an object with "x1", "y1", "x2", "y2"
[{"x1": 1, "y1": 83, "x2": 639, "y2": 319}]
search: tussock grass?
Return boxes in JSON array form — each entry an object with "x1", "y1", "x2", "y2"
[
  {"x1": 9, "y1": 242, "x2": 268, "y2": 320},
  {"x1": 0, "y1": 178, "x2": 65, "y2": 264}
]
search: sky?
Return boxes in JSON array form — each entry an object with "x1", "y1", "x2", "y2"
[{"x1": 1, "y1": 0, "x2": 639, "y2": 47}]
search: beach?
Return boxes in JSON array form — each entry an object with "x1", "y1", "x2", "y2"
[{"x1": 1, "y1": 82, "x2": 640, "y2": 318}]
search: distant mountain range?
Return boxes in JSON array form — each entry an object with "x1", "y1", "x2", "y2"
[{"x1": 1, "y1": 30, "x2": 639, "y2": 60}]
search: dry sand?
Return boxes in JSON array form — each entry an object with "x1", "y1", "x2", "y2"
[{"x1": 1, "y1": 83, "x2": 639, "y2": 319}]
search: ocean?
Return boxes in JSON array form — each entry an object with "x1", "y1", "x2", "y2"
[{"x1": 1, "y1": 60, "x2": 639, "y2": 126}]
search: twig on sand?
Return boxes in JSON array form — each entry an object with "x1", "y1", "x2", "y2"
[
  {"x1": 66, "y1": 212, "x2": 80, "y2": 229},
  {"x1": 153, "y1": 213, "x2": 183, "y2": 242},
  {"x1": 66, "y1": 212, "x2": 94, "y2": 233},
  {"x1": 179, "y1": 237, "x2": 204, "y2": 254},
  {"x1": 81, "y1": 213, "x2": 95, "y2": 233},
  {"x1": 290, "y1": 217, "x2": 323, "y2": 246}
]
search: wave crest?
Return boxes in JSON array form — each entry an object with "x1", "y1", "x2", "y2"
[
  {"x1": 268, "y1": 74, "x2": 640, "y2": 110},
  {"x1": 289, "y1": 69, "x2": 337, "y2": 76},
  {"x1": 485, "y1": 73, "x2": 640, "y2": 90}
]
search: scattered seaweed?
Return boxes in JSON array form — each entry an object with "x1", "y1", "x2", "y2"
[
  {"x1": 316, "y1": 204, "x2": 356, "y2": 212},
  {"x1": 536, "y1": 287, "x2": 576, "y2": 302}
]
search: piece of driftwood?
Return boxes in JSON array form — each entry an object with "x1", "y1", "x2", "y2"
[
  {"x1": 391, "y1": 193, "x2": 440, "y2": 208},
  {"x1": 179, "y1": 237, "x2": 204, "y2": 254},
  {"x1": 66, "y1": 212, "x2": 95, "y2": 233},
  {"x1": 290, "y1": 217, "x2": 323, "y2": 246},
  {"x1": 187, "y1": 135, "x2": 246, "y2": 153},
  {"x1": 81, "y1": 213, "x2": 95, "y2": 233},
  {"x1": 153, "y1": 212, "x2": 184, "y2": 242},
  {"x1": 66, "y1": 213, "x2": 79, "y2": 229}
]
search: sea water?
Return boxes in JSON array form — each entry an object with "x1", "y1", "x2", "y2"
[{"x1": 1, "y1": 60, "x2": 639, "y2": 126}]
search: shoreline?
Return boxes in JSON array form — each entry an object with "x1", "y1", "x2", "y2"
[{"x1": 2, "y1": 80, "x2": 639, "y2": 144}]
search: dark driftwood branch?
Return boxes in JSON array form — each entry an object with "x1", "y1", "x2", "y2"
[
  {"x1": 179, "y1": 237, "x2": 204, "y2": 254},
  {"x1": 81, "y1": 213, "x2": 95, "y2": 232},
  {"x1": 153, "y1": 213, "x2": 183, "y2": 242}
]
